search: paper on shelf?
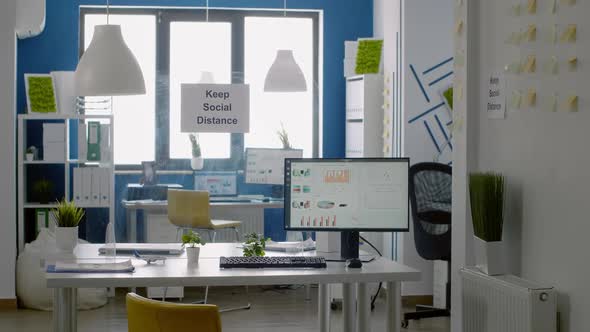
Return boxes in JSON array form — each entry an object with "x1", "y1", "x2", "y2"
[
  {"x1": 568, "y1": 56, "x2": 578, "y2": 71},
  {"x1": 560, "y1": 24, "x2": 576, "y2": 43},
  {"x1": 527, "y1": 89, "x2": 537, "y2": 107},
  {"x1": 527, "y1": 0, "x2": 537, "y2": 14},
  {"x1": 567, "y1": 95, "x2": 578, "y2": 112}
]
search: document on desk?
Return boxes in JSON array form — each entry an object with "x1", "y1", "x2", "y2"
[
  {"x1": 265, "y1": 239, "x2": 316, "y2": 252},
  {"x1": 47, "y1": 259, "x2": 134, "y2": 273}
]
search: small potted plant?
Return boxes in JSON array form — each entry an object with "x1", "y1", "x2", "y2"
[
  {"x1": 33, "y1": 179, "x2": 53, "y2": 204},
  {"x1": 52, "y1": 199, "x2": 85, "y2": 253},
  {"x1": 189, "y1": 134, "x2": 204, "y2": 170},
  {"x1": 26, "y1": 146, "x2": 35, "y2": 161},
  {"x1": 182, "y1": 230, "x2": 204, "y2": 265},
  {"x1": 469, "y1": 172, "x2": 505, "y2": 275},
  {"x1": 243, "y1": 233, "x2": 270, "y2": 257},
  {"x1": 276, "y1": 123, "x2": 292, "y2": 149}
]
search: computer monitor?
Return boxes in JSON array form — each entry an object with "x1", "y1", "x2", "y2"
[
  {"x1": 284, "y1": 158, "x2": 409, "y2": 259},
  {"x1": 245, "y1": 148, "x2": 304, "y2": 185}
]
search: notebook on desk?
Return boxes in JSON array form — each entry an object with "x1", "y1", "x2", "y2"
[{"x1": 98, "y1": 243, "x2": 184, "y2": 255}]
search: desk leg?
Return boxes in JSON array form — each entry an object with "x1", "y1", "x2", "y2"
[
  {"x1": 357, "y1": 283, "x2": 371, "y2": 332},
  {"x1": 386, "y1": 282, "x2": 401, "y2": 332},
  {"x1": 342, "y1": 283, "x2": 356, "y2": 332},
  {"x1": 128, "y1": 210, "x2": 137, "y2": 243},
  {"x1": 53, "y1": 288, "x2": 77, "y2": 332},
  {"x1": 319, "y1": 284, "x2": 330, "y2": 332}
]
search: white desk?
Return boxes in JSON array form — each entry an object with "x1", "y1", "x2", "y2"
[
  {"x1": 46, "y1": 243, "x2": 420, "y2": 332},
  {"x1": 122, "y1": 200, "x2": 284, "y2": 242}
]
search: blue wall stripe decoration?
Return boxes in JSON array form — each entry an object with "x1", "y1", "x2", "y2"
[
  {"x1": 422, "y1": 56, "x2": 454, "y2": 75},
  {"x1": 409, "y1": 64, "x2": 430, "y2": 103},
  {"x1": 408, "y1": 101, "x2": 445, "y2": 124},
  {"x1": 423, "y1": 120, "x2": 441, "y2": 153},
  {"x1": 434, "y1": 114, "x2": 452, "y2": 150},
  {"x1": 428, "y1": 71, "x2": 454, "y2": 86}
]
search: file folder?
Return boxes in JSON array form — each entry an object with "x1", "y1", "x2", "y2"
[
  {"x1": 82, "y1": 167, "x2": 92, "y2": 206},
  {"x1": 78, "y1": 123, "x2": 87, "y2": 161},
  {"x1": 99, "y1": 167, "x2": 110, "y2": 206},
  {"x1": 73, "y1": 167, "x2": 82, "y2": 205},
  {"x1": 87, "y1": 122, "x2": 101, "y2": 161},
  {"x1": 90, "y1": 168, "x2": 100, "y2": 206}
]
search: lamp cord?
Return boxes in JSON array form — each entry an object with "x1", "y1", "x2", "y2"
[{"x1": 359, "y1": 235, "x2": 383, "y2": 310}]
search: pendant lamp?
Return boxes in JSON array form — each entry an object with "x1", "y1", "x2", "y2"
[
  {"x1": 75, "y1": 1, "x2": 145, "y2": 96},
  {"x1": 263, "y1": 0, "x2": 307, "y2": 92}
]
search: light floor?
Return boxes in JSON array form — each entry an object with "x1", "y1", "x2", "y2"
[{"x1": 0, "y1": 286, "x2": 449, "y2": 332}]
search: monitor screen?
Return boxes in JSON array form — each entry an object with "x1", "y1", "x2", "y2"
[
  {"x1": 245, "y1": 148, "x2": 304, "y2": 185},
  {"x1": 284, "y1": 158, "x2": 409, "y2": 232}
]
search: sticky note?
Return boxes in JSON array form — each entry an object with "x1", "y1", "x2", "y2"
[
  {"x1": 456, "y1": 84, "x2": 464, "y2": 100},
  {"x1": 507, "y1": 31, "x2": 522, "y2": 45},
  {"x1": 561, "y1": 0, "x2": 576, "y2": 5},
  {"x1": 552, "y1": 24, "x2": 558, "y2": 43},
  {"x1": 527, "y1": 0, "x2": 537, "y2": 14},
  {"x1": 567, "y1": 95, "x2": 578, "y2": 112},
  {"x1": 561, "y1": 24, "x2": 577, "y2": 43},
  {"x1": 455, "y1": 50, "x2": 465, "y2": 67},
  {"x1": 548, "y1": 94, "x2": 558, "y2": 112},
  {"x1": 512, "y1": 90, "x2": 522, "y2": 109},
  {"x1": 455, "y1": 19, "x2": 464, "y2": 35},
  {"x1": 568, "y1": 56, "x2": 578, "y2": 71},
  {"x1": 505, "y1": 61, "x2": 522, "y2": 74},
  {"x1": 524, "y1": 55, "x2": 536, "y2": 73},
  {"x1": 527, "y1": 89, "x2": 537, "y2": 107},
  {"x1": 526, "y1": 25, "x2": 537, "y2": 42},
  {"x1": 552, "y1": 0, "x2": 558, "y2": 13},
  {"x1": 511, "y1": 4, "x2": 522, "y2": 16}
]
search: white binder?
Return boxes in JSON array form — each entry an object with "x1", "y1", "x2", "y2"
[
  {"x1": 82, "y1": 167, "x2": 92, "y2": 206},
  {"x1": 90, "y1": 168, "x2": 100, "y2": 206},
  {"x1": 100, "y1": 124, "x2": 110, "y2": 163},
  {"x1": 99, "y1": 168, "x2": 110, "y2": 206},
  {"x1": 78, "y1": 123, "x2": 87, "y2": 161},
  {"x1": 73, "y1": 167, "x2": 82, "y2": 205}
]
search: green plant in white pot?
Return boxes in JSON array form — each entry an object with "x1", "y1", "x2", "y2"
[
  {"x1": 276, "y1": 123, "x2": 292, "y2": 150},
  {"x1": 189, "y1": 134, "x2": 203, "y2": 171},
  {"x1": 182, "y1": 230, "x2": 203, "y2": 265},
  {"x1": 469, "y1": 172, "x2": 505, "y2": 275},
  {"x1": 52, "y1": 200, "x2": 85, "y2": 253}
]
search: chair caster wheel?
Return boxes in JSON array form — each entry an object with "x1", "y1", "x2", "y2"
[
  {"x1": 330, "y1": 302, "x2": 339, "y2": 310},
  {"x1": 401, "y1": 320, "x2": 409, "y2": 328},
  {"x1": 371, "y1": 303, "x2": 375, "y2": 311}
]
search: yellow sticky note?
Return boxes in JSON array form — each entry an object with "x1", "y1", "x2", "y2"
[
  {"x1": 549, "y1": 94, "x2": 558, "y2": 112},
  {"x1": 561, "y1": 0, "x2": 576, "y2": 5},
  {"x1": 526, "y1": 25, "x2": 537, "y2": 42},
  {"x1": 455, "y1": 19, "x2": 464, "y2": 35},
  {"x1": 512, "y1": 90, "x2": 522, "y2": 109},
  {"x1": 528, "y1": 89, "x2": 537, "y2": 107},
  {"x1": 527, "y1": 0, "x2": 537, "y2": 14},
  {"x1": 524, "y1": 55, "x2": 536, "y2": 73},
  {"x1": 561, "y1": 24, "x2": 577, "y2": 43},
  {"x1": 551, "y1": 24, "x2": 558, "y2": 43},
  {"x1": 568, "y1": 56, "x2": 578, "y2": 71},
  {"x1": 512, "y1": 4, "x2": 522, "y2": 16},
  {"x1": 567, "y1": 95, "x2": 578, "y2": 112}
]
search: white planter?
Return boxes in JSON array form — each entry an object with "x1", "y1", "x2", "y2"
[
  {"x1": 191, "y1": 157, "x2": 204, "y2": 170},
  {"x1": 186, "y1": 246, "x2": 200, "y2": 265},
  {"x1": 25, "y1": 153, "x2": 34, "y2": 161},
  {"x1": 55, "y1": 226, "x2": 79, "y2": 253},
  {"x1": 473, "y1": 235, "x2": 505, "y2": 275}
]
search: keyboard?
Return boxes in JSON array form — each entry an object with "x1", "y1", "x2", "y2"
[{"x1": 219, "y1": 256, "x2": 327, "y2": 269}]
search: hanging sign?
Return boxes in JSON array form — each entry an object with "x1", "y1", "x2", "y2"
[
  {"x1": 486, "y1": 72, "x2": 506, "y2": 119},
  {"x1": 181, "y1": 84, "x2": 250, "y2": 133}
]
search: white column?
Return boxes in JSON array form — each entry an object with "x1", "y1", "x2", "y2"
[
  {"x1": 319, "y1": 283, "x2": 330, "y2": 332},
  {"x1": 357, "y1": 282, "x2": 371, "y2": 331},
  {"x1": 386, "y1": 281, "x2": 401, "y2": 332}
]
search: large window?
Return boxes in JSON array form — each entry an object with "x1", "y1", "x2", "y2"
[{"x1": 80, "y1": 8, "x2": 320, "y2": 168}]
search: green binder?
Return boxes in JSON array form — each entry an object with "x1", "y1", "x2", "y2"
[{"x1": 87, "y1": 121, "x2": 101, "y2": 161}]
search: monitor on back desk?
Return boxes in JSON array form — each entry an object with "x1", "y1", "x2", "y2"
[{"x1": 284, "y1": 158, "x2": 410, "y2": 260}]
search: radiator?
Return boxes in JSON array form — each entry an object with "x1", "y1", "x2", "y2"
[
  {"x1": 145, "y1": 206, "x2": 265, "y2": 243},
  {"x1": 460, "y1": 267, "x2": 557, "y2": 332}
]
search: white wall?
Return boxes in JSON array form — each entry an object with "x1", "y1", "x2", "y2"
[
  {"x1": 400, "y1": 0, "x2": 454, "y2": 296},
  {"x1": 454, "y1": 0, "x2": 590, "y2": 331},
  {"x1": 0, "y1": 0, "x2": 17, "y2": 301}
]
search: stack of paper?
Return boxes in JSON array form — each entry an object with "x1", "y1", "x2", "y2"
[
  {"x1": 73, "y1": 167, "x2": 110, "y2": 207},
  {"x1": 43, "y1": 123, "x2": 66, "y2": 161},
  {"x1": 48, "y1": 259, "x2": 134, "y2": 273}
]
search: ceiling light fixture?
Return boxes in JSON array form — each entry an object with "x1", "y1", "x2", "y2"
[
  {"x1": 263, "y1": 0, "x2": 307, "y2": 92},
  {"x1": 75, "y1": 0, "x2": 146, "y2": 96}
]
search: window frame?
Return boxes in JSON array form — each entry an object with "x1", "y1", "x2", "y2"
[{"x1": 79, "y1": 7, "x2": 320, "y2": 171}]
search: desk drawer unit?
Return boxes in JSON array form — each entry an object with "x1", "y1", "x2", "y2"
[{"x1": 461, "y1": 267, "x2": 557, "y2": 332}]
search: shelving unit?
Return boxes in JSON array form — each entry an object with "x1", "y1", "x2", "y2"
[
  {"x1": 17, "y1": 113, "x2": 115, "y2": 252},
  {"x1": 345, "y1": 74, "x2": 384, "y2": 158}
]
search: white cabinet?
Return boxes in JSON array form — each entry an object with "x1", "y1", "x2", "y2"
[
  {"x1": 17, "y1": 113, "x2": 115, "y2": 252},
  {"x1": 345, "y1": 75, "x2": 384, "y2": 158}
]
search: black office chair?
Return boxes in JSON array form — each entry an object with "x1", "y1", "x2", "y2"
[{"x1": 402, "y1": 162, "x2": 451, "y2": 328}]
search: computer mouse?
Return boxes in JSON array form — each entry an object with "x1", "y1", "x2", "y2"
[
  {"x1": 262, "y1": 198, "x2": 270, "y2": 202},
  {"x1": 346, "y1": 258, "x2": 363, "y2": 269}
]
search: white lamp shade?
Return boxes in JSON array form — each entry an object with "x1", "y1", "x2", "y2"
[
  {"x1": 75, "y1": 25, "x2": 146, "y2": 96},
  {"x1": 264, "y1": 50, "x2": 307, "y2": 92}
]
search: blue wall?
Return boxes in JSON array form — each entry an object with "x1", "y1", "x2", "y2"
[{"x1": 17, "y1": 0, "x2": 373, "y2": 242}]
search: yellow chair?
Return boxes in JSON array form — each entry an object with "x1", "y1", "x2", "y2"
[
  {"x1": 126, "y1": 292, "x2": 222, "y2": 332},
  {"x1": 168, "y1": 189, "x2": 242, "y2": 242}
]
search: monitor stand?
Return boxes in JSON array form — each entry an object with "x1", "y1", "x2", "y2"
[{"x1": 340, "y1": 231, "x2": 362, "y2": 268}]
